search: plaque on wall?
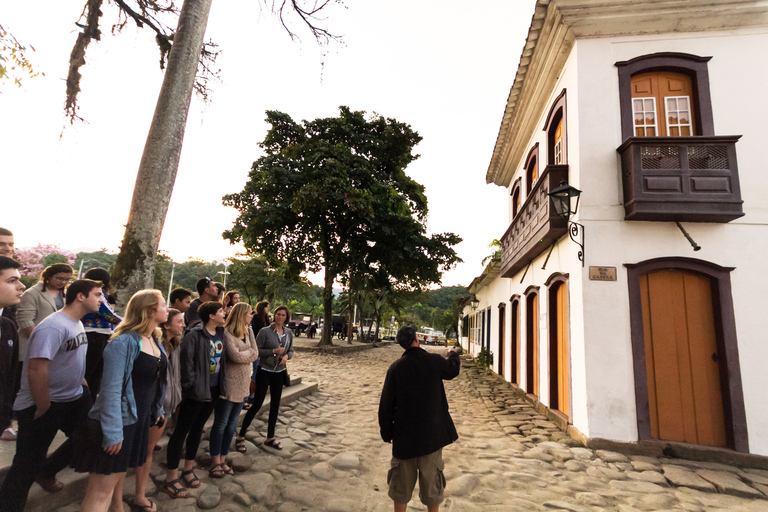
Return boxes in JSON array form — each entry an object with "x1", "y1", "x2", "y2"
[{"x1": 589, "y1": 266, "x2": 617, "y2": 281}]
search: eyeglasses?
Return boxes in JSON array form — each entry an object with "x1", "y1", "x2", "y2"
[{"x1": 52, "y1": 276, "x2": 74, "y2": 283}]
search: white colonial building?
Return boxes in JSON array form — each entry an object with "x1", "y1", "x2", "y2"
[{"x1": 460, "y1": 0, "x2": 768, "y2": 458}]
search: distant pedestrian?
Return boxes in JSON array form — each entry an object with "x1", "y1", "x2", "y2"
[
  {"x1": 378, "y1": 326, "x2": 461, "y2": 512},
  {"x1": 73, "y1": 290, "x2": 168, "y2": 512},
  {"x1": 0, "y1": 233, "x2": 18, "y2": 442},
  {"x1": 214, "y1": 282, "x2": 225, "y2": 302},
  {"x1": 81, "y1": 268, "x2": 122, "y2": 395},
  {"x1": 169, "y1": 288, "x2": 193, "y2": 314},
  {"x1": 238, "y1": 305, "x2": 293, "y2": 451},
  {"x1": 184, "y1": 278, "x2": 218, "y2": 327},
  {"x1": 0, "y1": 279, "x2": 102, "y2": 512},
  {"x1": 210, "y1": 303, "x2": 258, "y2": 468},
  {"x1": 163, "y1": 301, "x2": 226, "y2": 499},
  {"x1": 0, "y1": 257, "x2": 24, "y2": 442}
]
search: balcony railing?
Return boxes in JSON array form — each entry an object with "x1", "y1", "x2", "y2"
[
  {"x1": 500, "y1": 165, "x2": 568, "y2": 279},
  {"x1": 617, "y1": 136, "x2": 744, "y2": 222}
]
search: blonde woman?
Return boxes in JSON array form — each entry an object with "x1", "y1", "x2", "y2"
[
  {"x1": 209, "y1": 303, "x2": 258, "y2": 476},
  {"x1": 132, "y1": 308, "x2": 184, "y2": 512},
  {"x1": 73, "y1": 290, "x2": 168, "y2": 512}
]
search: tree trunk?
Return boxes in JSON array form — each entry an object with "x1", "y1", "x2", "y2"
[
  {"x1": 111, "y1": 0, "x2": 213, "y2": 309},
  {"x1": 317, "y1": 266, "x2": 334, "y2": 347}
]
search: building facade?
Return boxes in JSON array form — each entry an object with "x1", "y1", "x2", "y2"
[{"x1": 461, "y1": 0, "x2": 768, "y2": 456}]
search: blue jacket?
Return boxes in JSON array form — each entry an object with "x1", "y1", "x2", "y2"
[{"x1": 88, "y1": 331, "x2": 167, "y2": 447}]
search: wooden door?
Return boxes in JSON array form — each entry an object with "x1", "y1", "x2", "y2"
[
  {"x1": 554, "y1": 118, "x2": 564, "y2": 164},
  {"x1": 526, "y1": 293, "x2": 539, "y2": 395},
  {"x1": 511, "y1": 301, "x2": 519, "y2": 384},
  {"x1": 631, "y1": 72, "x2": 695, "y2": 137},
  {"x1": 498, "y1": 306, "x2": 505, "y2": 378},
  {"x1": 640, "y1": 270, "x2": 726, "y2": 446},
  {"x1": 554, "y1": 282, "x2": 569, "y2": 416}
]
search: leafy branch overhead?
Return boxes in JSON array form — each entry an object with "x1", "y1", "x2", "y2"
[
  {"x1": 65, "y1": 0, "x2": 341, "y2": 123},
  {"x1": 0, "y1": 23, "x2": 43, "y2": 88}
]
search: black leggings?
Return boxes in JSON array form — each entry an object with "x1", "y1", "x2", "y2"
[
  {"x1": 239, "y1": 369, "x2": 283, "y2": 439},
  {"x1": 166, "y1": 393, "x2": 217, "y2": 470}
]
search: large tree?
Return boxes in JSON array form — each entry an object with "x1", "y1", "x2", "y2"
[
  {"x1": 223, "y1": 107, "x2": 461, "y2": 346},
  {"x1": 63, "y1": 0, "x2": 339, "y2": 308}
]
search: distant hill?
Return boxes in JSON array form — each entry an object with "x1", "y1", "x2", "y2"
[{"x1": 425, "y1": 285, "x2": 467, "y2": 309}]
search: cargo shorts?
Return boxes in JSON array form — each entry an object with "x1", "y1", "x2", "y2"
[{"x1": 387, "y1": 448, "x2": 446, "y2": 507}]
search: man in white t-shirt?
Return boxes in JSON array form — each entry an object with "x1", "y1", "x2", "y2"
[{"x1": 0, "y1": 279, "x2": 102, "y2": 512}]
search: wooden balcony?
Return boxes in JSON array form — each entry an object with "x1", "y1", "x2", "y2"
[
  {"x1": 618, "y1": 136, "x2": 744, "y2": 222},
  {"x1": 500, "y1": 165, "x2": 568, "y2": 278}
]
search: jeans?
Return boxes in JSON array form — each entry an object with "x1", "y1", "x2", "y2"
[
  {"x1": 209, "y1": 399, "x2": 243, "y2": 457},
  {"x1": 166, "y1": 391, "x2": 217, "y2": 470},
  {"x1": 0, "y1": 389, "x2": 91, "y2": 512},
  {"x1": 239, "y1": 369, "x2": 283, "y2": 439}
]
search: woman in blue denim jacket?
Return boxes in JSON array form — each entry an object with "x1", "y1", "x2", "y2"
[{"x1": 74, "y1": 290, "x2": 168, "y2": 512}]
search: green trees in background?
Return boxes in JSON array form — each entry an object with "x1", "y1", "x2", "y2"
[{"x1": 223, "y1": 107, "x2": 461, "y2": 347}]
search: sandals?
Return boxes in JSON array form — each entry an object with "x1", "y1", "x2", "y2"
[
  {"x1": 181, "y1": 468, "x2": 201, "y2": 488},
  {"x1": 236, "y1": 436, "x2": 247, "y2": 453},
  {"x1": 209, "y1": 464, "x2": 225, "y2": 479},
  {"x1": 128, "y1": 498, "x2": 157, "y2": 512},
  {"x1": 161, "y1": 479, "x2": 188, "y2": 499},
  {"x1": 221, "y1": 463, "x2": 235, "y2": 475},
  {"x1": 264, "y1": 438, "x2": 283, "y2": 450}
]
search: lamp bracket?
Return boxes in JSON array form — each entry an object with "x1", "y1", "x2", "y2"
[{"x1": 568, "y1": 221, "x2": 585, "y2": 267}]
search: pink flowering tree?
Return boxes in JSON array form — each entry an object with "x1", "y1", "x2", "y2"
[{"x1": 15, "y1": 244, "x2": 77, "y2": 278}]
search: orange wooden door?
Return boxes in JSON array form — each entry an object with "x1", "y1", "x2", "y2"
[
  {"x1": 631, "y1": 72, "x2": 695, "y2": 137},
  {"x1": 556, "y1": 283, "x2": 569, "y2": 416},
  {"x1": 511, "y1": 301, "x2": 519, "y2": 384},
  {"x1": 498, "y1": 306, "x2": 505, "y2": 378},
  {"x1": 526, "y1": 293, "x2": 539, "y2": 395},
  {"x1": 554, "y1": 118, "x2": 564, "y2": 164},
  {"x1": 639, "y1": 270, "x2": 726, "y2": 446}
]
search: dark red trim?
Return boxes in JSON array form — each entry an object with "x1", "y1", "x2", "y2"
[{"x1": 524, "y1": 143, "x2": 540, "y2": 195}]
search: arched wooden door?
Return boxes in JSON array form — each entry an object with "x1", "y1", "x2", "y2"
[
  {"x1": 526, "y1": 293, "x2": 539, "y2": 396},
  {"x1": 498, "y1": 305, "x2": 505, "y2": 378},
  {"x1": 639, "y1": 269, "x2": 726, "y2": 446},
  {"x1": 549, "y1": 282, "x2": 569, "y2": 416},
  {"x1": 511, "y1": 300, "x2": 520, "y2": 384}
]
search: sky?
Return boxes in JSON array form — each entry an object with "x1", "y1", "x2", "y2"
[{"x1": 0, "y1": 0, "x2": 534, "y2": 288}]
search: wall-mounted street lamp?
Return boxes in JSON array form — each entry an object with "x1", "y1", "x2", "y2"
[
  {"x1": 548, "y1": 180, "x2": 585, "y2": 267},
  {"x1": 470, "y1": 295, "x2": 480, "y2": 311}
]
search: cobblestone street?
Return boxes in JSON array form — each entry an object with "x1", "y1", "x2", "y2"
[{"x1": 49, "y1": 344, "x2": 768, "y2": 512}]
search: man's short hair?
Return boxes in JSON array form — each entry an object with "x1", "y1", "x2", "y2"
[
  {"x1": 170, "y1": 287, "x2": 192, "y2": 304},
  {"x1": 397, "y1": 326, "x2": 417, "y2": 349},
  {"x1": 214, "y1": 282, "x2": 225, "y2": 295},
  {"x1": 83, "y1": 267, "x2": 110, "y2": 288},
  {"x1": 198, "y1": 301, "x2": 223, "y2": 325},
  {"x1": 195, "y1": 277, "x2": 212, "y2": 296},
  {"x1": 0, "y1": 228, "x2": 12, "y2": 237},
  {"x1": 0, "y1": 256, "x2": 21, "y2": 274},
  {"x1": 65, "y1": 279, "x2": 102, "y2": 305}
]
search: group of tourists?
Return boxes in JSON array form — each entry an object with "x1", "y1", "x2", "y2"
[{"x1": 0, "y1": 228, "x2": 294, "y2": 512}]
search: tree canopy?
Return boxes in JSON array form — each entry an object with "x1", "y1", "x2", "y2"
[{"x1": 223, "y1": 107, "x2": 461, "y2": 346}]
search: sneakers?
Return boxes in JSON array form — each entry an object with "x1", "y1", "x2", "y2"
[{"x1": 0, "y1": 427, "x2": 16, "y2": 441}]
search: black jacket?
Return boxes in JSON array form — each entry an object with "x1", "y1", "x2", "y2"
[
  {"x1": 179, "y1": 323, "x2": 226, "y2": 401},
  {"x1": 0, "y1": 316, "x2": 19, "y2": 431},
  {"x1": 378, "y1": 347, "x2": 460, "y2": 459}
]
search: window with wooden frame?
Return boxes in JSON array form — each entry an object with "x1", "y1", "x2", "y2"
[
  {"x1": 524, "y1": 144, "x2": 539, "y2": 195},
  {"x1": 631, "y1": 71, "x2": 695, "y2": 137},
  {"x1": 616, "y1": 53, "x2": 715, "y2": 141},
  {"x1": 544, "y1": 89, "x2": 567, "y2": 165},
  {"x1": 511, "y1": 178, "x2": 522, "y2": 219}
]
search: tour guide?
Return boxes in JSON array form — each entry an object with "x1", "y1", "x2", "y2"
[{"x1": 378, "y1": 325, "x2": 460, "y2": 512}]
